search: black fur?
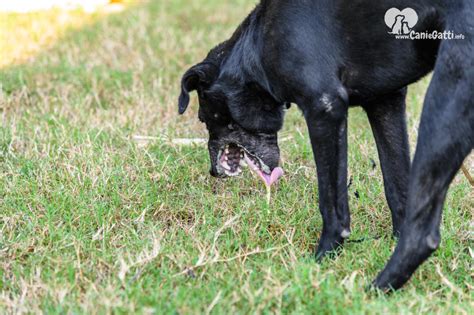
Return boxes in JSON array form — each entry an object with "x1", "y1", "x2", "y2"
[{"x1": 178, "y1": 0, "x2": 473, "y2": 291}]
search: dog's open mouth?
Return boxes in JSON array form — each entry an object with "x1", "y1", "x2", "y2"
[{"x1": 217, "y1": 143, "x2": 283, "y2": 186}]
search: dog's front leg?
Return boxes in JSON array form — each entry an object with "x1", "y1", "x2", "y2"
[{"x1": 302, "y1": 92, "x2": 350, "y2": 260}]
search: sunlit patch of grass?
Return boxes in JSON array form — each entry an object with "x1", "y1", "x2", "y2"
[
  {"x1": 1, "y1": 11, "x2": 91, "y2": 67},
  {"x1": 0, "y1": 2, "x2": 133, "y2": 68},
  {"x1": 0, "y1": 0, "x2": 473, "y2": 313}
]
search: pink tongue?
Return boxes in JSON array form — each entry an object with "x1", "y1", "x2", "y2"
[
  {"x1": 242, "y1": 154, "x2": 284, "y2": 187},
  {"x1": 258, "y1": 167, "x2": 284, "y2": 187}
]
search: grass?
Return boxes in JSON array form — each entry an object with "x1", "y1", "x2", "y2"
[{"x1": 0, "y1": 0, "x2": 473, "y2": 313}]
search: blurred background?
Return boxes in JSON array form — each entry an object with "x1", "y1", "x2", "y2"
[{"x1": 0, "y1": 1, "x2": 472, "y2": 313}]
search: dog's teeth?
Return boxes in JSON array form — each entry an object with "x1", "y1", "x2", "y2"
[
  {"x1": 225, "y1": 169, "x2": 239, "y2": 177},
  {"x1": 221, "y1": 161, "x2": 231, "y2": 170},
  {"x1": 224, "y1": 156, "x2": 228, "y2": 161}
]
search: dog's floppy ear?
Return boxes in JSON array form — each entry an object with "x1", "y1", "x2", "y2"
[
  {"x1": 227, "y1": 82, "x2": 285, "y2": 133},
  {"x1": 178, "y1": 62, "x2": 218, "y2": 114}
]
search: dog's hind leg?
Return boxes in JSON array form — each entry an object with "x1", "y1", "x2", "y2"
[
  {"x1": 373, "y1": 42, "x2": 474, "y2": 290},
  {"x1": 364, "y1": 88, "x2": 410, "y2": 236}
]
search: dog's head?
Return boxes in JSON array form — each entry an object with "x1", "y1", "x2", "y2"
[
  {"x1": 178, "y1": 57, "x2": 286, "y2": 178},
  {"x1": 395, "y1": 15, "x2": 405, "y2": 22}
]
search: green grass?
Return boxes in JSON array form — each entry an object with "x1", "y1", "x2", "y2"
[{"x1": 0, "y1": 0, "x2": 473, "y2": 313}]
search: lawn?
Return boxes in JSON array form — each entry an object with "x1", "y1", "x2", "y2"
[{"x1": 0, "y1": 0, "x2": 473, "y2": 313}]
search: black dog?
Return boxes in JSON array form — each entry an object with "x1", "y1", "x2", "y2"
[{"x1": 178, "y1": 0, "x2": 473, "y2": 290}]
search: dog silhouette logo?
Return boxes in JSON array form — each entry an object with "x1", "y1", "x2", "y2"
[{"x1": 385, "y1": 8, "x2": 418, "y2": 35}]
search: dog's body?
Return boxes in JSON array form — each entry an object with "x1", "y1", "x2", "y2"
[{"x1": 179, "y1": 0, "x2": 473, "y2": 290}]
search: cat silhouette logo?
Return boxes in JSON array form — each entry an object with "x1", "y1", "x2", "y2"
[{"x1": 385, "y1": 8, "x2": 418, "y2": 35}]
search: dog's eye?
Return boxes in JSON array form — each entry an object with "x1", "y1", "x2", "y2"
[
  {"x1": 213, "y1": 113, "x2": 219, "y2": 119},
  {"x1": 228, "y1": 123, "x2": 234, "y2": 130}
]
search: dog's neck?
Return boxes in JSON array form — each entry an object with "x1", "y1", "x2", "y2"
[{"x1": 212, "y1": 5, "x2": 275, "y2": 97}]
